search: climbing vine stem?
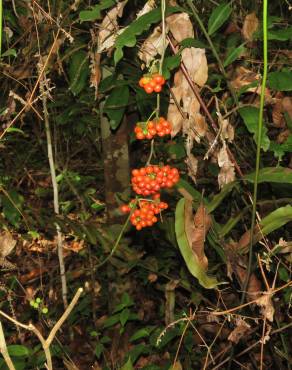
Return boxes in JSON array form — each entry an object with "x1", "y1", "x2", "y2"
[{"x1": 242, "y1": 0, "x2": 268, "y2": 303}]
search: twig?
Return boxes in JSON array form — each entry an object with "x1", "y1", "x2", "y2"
[
  {"x1": 0, "y1": 288, "x2": 83, "y2": 370},
  {"x1": 0, "y1": 321, "x2": 16, "y2": 370}
]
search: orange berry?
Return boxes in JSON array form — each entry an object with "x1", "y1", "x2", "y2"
[
  {"x1": 144, "y1": 84, "x2": 153, "y2": 94},
  {"x1": 154, "y1": 85, "x2": 162, "y2": 93}
]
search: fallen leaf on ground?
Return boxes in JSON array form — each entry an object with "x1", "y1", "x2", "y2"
[{"x1": 228, "y1": 318, "x2": 251, "y2": 343}]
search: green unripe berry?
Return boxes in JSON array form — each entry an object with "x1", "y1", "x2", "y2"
[{"x1": 42, "y1": 307, "x2": 48, "y2": 314}]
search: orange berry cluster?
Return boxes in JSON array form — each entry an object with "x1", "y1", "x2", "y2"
[
  {"x1": 139, "y1": 73, "x2": 165, "y2": 94},
  {"x1": 120, "y1": 197, "x2": 168, "y2": 230},
  {"x1": 131, "y1": 165, "x2": 180, "y2": 196},
  {"x1": 134, "y1": 117, "x2": 172, "y2": 140}
]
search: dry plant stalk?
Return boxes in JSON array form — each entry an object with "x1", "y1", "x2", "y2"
[
  {"x1": 38, "y1": 63, "x2": 68, "y2": 309},
  {"x1": 0, "y1": 288, "x2": 83, "y2": 370}
]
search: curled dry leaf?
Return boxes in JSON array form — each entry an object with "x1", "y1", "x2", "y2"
[
  {"x1": 136, "y1": 0, "x2": 156, "y2": 18},
  {"x1": 221, "y1": 119, "x2": 234, "y2": 142},
  {"x1": 166, "y1": 12, "x2": 194, "y2": 42},
  {"x1": 0, "y1": 231, "x2": 16, "y2": 258},
  {"x1": 98, "y1": 0, "x2": 128, "y2": 50},
  {"x1": 242, "y1": 12, "x2": 259, "y2": 41},
  {"x1": 272, "y1": 92, "x2": 285, "y2": 128},
  {"x1": 277, "y1": 129, "x2": 291, "y2": 144},
  {"x1": 217, "y1": 143, "x2": 235, "y2": 188},
  {"x1": 168, "y1": 101, "x2": 184, "y2": 137},
  {"x1": 256, "y1": 292, "x2": 275, "y2": 322},
  {"x1": 185, "y1": 153, "x2": 198, "y2": 183},
  {"x1": 89, "y1": 52, "x2": 101, "y2": 98},
  {"x1": 185, "y1": 201, "x2": 212, "y2": 270},
  {"x1": 138, "y1": 25, "x2": 166, "y2": 66},
  {"x1": 236, "y1": 265, "x2": 262, "y2": 300},
  {"x1": 282, "y1": 96, "x2": 292, "y2": 120},
  {"x1": 231, "y1": 66, "x2": 272, "y2": 102},
  {"x1": 228, "y1": 318, "x2": 251, "y2": 344}
]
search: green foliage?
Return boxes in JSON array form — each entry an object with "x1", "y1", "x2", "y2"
[
  {"x1": 79, "y1": 0, "x2": 116, "y2": 21},
  {"x1": 175, "y1": 198, "x2": 218, "y2": 289},
  {"x1": 268, "y1": 71, "x2": 292, "y2": 91},
  {"x1": 223, "y1": 43, "x2": 246, "y2": 67},
  {"x1": 238, "y1": 106, "x2": 270, "y2": 151},
  {"x1": 207, "y1": 3, "x2": 232, "y2": 36},
  {"x1": 104, "y1": 85, "x2": 130, "y2": 129},
  {"x1": 69, "y1": 50, "x2": 89, "y2": 95},
  {"x1": 114, "y1": 6, "x2": 182, "y2": 64}
]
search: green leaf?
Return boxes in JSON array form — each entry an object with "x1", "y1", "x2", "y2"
[
  {"x1": 114, "y1": 6, "x2": 182, "y2": 64},
  {"x1": 130, "y1": 327, "x2": 154, "y2": 342},
  {"x1": 268, "y1": 71, "x2": 292, "y2": 91},
  {"x1": 79, "y1": 0, "x2": 115, "y2": 21},
  {"x1": 244, "y1": 166, "x2": 292, "y2": 184},
  {"x1": 95, "y1": 343, "x2": 104, "y2": 359},
  {"x1": 223, "y1": 43, "x2": 246, "y2": 67},
  {"x1": 269, "y1": 135, "x2": 292, "y2": 160},
  {"x1": 261, "y1": 205, "x2": 292, "y2": 238},
  {"x1": 104, "y1": 85, "x2": 129, "y2": 129},
  {"x1": 162, "y1": 54, "x2": 181, "y2": 79},
  {"x1": 8, "y1": 345, "x2": 30, "y2": 357},
  {"x1": 175, "y1": 198, "x2": 218, "y2": 289},
  {"x1": 119, "y1": 308, "x2": 130, "y2": 326},
  {"x1": 238, "y1": 106, "x2": 270, "y2": 151},
  {"x1": 2, "y1": 48, "x2": 17, "y2": 57},
  {"x1": 69, "y1": 50, "x2": 89, "y2": 95},
  {"x1": 1, "y1": 190, "x2": 24, "y2": 226},
  {"x1": 103, "y1": 313, "x2": 120, "y2": 328},
  {"x1": 167, "y1": 143, "x2": 186, "y2": 159},
  {"x1": 268, "y1": 27, "x2": 292, "y2": 41},
  {"x1": 6, "y1": 127, "x2": 25, "y2": 135},
  {"x1": 121, "y1": 357, "x2": 134, "y2": 370},
  {"x1": 208, "y1": 3, "x2": 232, "y2": 36}
]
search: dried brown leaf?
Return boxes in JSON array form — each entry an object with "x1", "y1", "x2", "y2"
[
  {"x1": 231, "y1": 66, "x2": 272, "y2": 101},
  {"x1": 98, "y1": 1, "x2": 127, "y2": 48},
  {"x1": 221, "y1": 119, "x2": 234, "y2": 142},
  {"x1": 185, "y1": 153, "x2": 198, "y2": 183},
  {"x1": 217, "y1": 144, "x2": 235, "y2": 188},
  {"x1": 242, "y1": 13, "x2": 259, "y2": 41},
  {"x1": 272, "y1": 92, "x2": 285, "y2": 127},
  {"x1": 138, "y1": 26, "x2": 166, "y2": 66},
  {"x1": 89, "y1": 52, "x2": 101, "y2": 98},
  {"x1": 181, "y1": 48, "x2": 208, "y2": 87},
  {"x1": 277, "y1": 129, "x2": 291, "y2": 144},
  {"x1": 256, "y1": 293, "x2": 275, "y2": 322},
  {"x1": 167, "y1": 102, "x2": 184, "y2": 137},
  {"x1": 282, "y1": 97, "x2": 292, "y2": 121},
  {"x1": 185, "y1": 201, "x2": 212, "y2": 270},
  {"x1": 0, "y1": 231, "x2": 16, "y2": 258},
  {"x1": 236, "y1": 265, "x2": 262, "y2": 300},
  {"x1": 166, "y1": 13, "x2": 194, "y2": 42},
  {"x1": 228, "y1": 318, "x2": 251, "y2": 343}
]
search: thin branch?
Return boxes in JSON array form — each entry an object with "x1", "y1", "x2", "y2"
[{"x1": 0, "y1": 322, "x2": 16, "y2": 370}]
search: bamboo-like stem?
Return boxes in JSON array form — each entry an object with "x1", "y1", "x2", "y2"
[
  {"x1": 241, "y1": 0, "x2": 268, "y2": 305},
  {"x1": 39, "y1": 71, "x2": 68, "y2": 309},
  {"x1": 0, "y1": 322, "x2": 16, "y2": 370}
]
